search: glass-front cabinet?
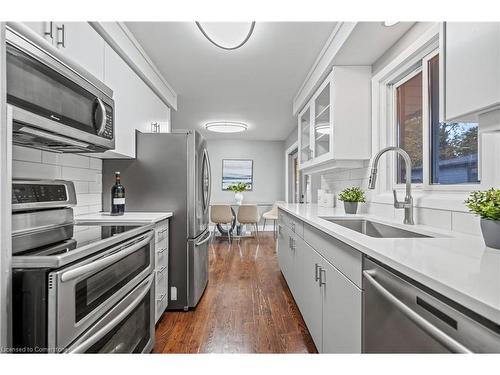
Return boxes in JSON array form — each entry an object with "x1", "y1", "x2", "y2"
[
  {"x1": 298, "y1": 71, "x2": 334, "y2": 168},
  {"x1": 297, "y1": 66, "x2": 372, "y2": 172}
]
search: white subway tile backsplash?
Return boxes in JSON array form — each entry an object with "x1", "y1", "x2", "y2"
[
  {"x1": 416, "y1": 208, "x2": 452, "y2": 231},
  {"x1": 13, "y1": 160, "x2": 62, "y2": 179},
  {"x1": 13, "y1": 146, "x2": 42, "y2": 162},
  {"x1": 13, "y1": 146, "x2": 102, "y2": 214},
  {"x1": 452, "y1": 212, "x2": 481, "y2": 236},
  {"x1": 62, "y1": 166, "x2": 100, "y2": 182},
  {"x1": 89, "y1": 157, "x2": 102, "y2": 170}
]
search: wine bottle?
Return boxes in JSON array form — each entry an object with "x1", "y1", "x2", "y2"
[{"x1": 111, "y1": 171, "x2": 125, "y2": 216}]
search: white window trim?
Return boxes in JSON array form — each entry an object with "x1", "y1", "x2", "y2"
[{"x1": 370, "y1": 22, "x2": 485, "y2": 213}]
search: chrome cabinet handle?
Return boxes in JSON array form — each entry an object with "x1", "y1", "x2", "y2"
[
  {"x1": 157, "y1": 265, "x2": 167, "y2": 274},
  {"x1": 56, "y1": 24, "x2": 65, "y2": 47},
  {"x1": 315, "y1": 263, "x2": 320, "y2": 282},
  {"x1": 66, "y1": 274, "x2": 154, "y2": 353},
  {"x1": 156, "y1": 246, "x2": 167, "y2": 254},
  {"x1": 61, "y1": 231, "x2": 154, "y2": 282},
  {"x1": 363, "y1": 270, "x2": 472, "y2": 354},
  {"x1": 44, "y1": 21, "x2": 54, "y2": 40},
  {"x1": 319, "y1": 268, "x2": 326, "y2": 287},
  {"x1": 156, "y1": 293, "x2": 166, "y2": 302},
  {"x1": 159, "y1": 227, "x2": 168, "y2": 234}
]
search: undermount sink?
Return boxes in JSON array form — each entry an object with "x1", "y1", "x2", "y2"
[{"x1": 321, "y1": 218, "x2": 433, "y2": 238}]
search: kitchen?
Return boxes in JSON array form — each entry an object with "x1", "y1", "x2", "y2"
[{"x1": 1, "y1": 0, "x2": 500, "y2": 372}]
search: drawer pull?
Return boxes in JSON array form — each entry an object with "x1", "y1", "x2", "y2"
[
  {"x1": 157, "y1": 265, "x2": 167, "y2": 274},
  {"x1": 157, "y1": 247, "x2": 167, "y2": 254},
  {"x1": 156, "y1": 293, "x2": 166, "y2": 302}
]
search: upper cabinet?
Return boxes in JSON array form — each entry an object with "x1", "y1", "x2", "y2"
[
  {"x1": 101, "y1": 44, "x2": 170, "y2": 159},
  {"x1": 22, "y1": 22, "x2": 105, "y2": 81},
  {"x1": 22, "y1": 21, "x2": 175, "y2": 159},
  {"x1": 298, "y1": 66, "x2": 371, "y2": 172},
  {"x1": 442, "y1": 22, "x2": 500, "y2": 122}
]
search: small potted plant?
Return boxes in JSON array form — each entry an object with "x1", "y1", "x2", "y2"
[
  {"x1": 228, "y1": 182, "x2": 248, "y2": 205},
  {"x1": 338, "y1": 187, "x2": 366, "y2": 214},
  {"x1": 465, "y1": 188, "x2": 500, "y2": 249}
]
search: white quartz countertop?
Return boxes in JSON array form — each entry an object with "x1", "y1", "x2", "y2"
[
  {"x1": 75, "y1": 211, "x2": 173, "y2": 224},
  {"x1": 278, "y1": 203, "x2": 500, "y2": 325}
]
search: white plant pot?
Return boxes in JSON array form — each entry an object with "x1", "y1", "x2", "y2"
[{"x1": 234, "y1": 192, "x2": 244, "y2": 205}]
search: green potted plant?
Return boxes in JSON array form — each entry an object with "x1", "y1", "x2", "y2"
[
  {"x1": 228, "y1": 182, "x2": 248, "y2": 205},
  {"x1": 338, "y1": 187, "x2": 366, "y2": 214},
  {"x1": 465, "y1": 188, "x2": 500, "y2": 249}
]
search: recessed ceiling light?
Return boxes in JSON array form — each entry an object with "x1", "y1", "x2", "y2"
[
  {"x1": 195, "y1": 22, "x2": 256, "y2": 50},
  {"x1": 205, "y1": 122, "x2": 248, "y2": 133},
  {"x1": 383, "y1": 21, "x2": 400, "y2": 27}
]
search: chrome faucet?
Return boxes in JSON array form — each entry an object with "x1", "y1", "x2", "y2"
[{"x1": 367, "y1": 146, "x2": 415, "y2": 225}]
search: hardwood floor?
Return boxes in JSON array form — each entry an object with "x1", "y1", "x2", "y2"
[{"x1": 153, "y1": 233, "x2": 317, "y2": 353}]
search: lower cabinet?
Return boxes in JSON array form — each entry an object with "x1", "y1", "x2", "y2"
[
  {"x1": 277, "y1": 215, "x2": 362, "y2": 353},
  {"x1": 154, "y1": 219, "x2": 169, "y2": 323}
]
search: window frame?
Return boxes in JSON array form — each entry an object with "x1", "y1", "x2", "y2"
[{"x1": 391, "y1": 49, "x2": 481, "y2": 193}]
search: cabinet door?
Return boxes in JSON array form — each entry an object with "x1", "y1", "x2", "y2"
[
  {"x1": 312, "y1": 77, "x2": 332, "y2": 162},
  {"x1": 103, "y1": 44, "x2": 170, "y2": 158},
  {"x1": 298, "y1": 106, "x2": 312, "y2": 165},
  {"x1": 321, "y1": 259, "x2": 362, "y2": 353},
  {"x1": 57, "y1": 22, "x2": 105, "y2": 81},
  {"x1": 299, "y1": 241, "x2": 323, "y2": 352},
  {"x1": 23, "y1": 22, "x2": 54, "y2": 44},
  {"x1": 445, "y1": 22, "x2": 500, "y2": 121},
  {"x1": 277, "y1": 223, "x2": 290, "y2": 280}
]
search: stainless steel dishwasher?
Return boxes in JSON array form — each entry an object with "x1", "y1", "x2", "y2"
[{"x1": 363, "y1": 258, "x2": 500, "y2": 353}]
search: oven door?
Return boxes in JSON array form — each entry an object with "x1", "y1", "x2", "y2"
[
  {"x1": 47, "y1": 229, "x2": 154, "y2": 351},
  {"x1": 65, "y1": 273, "x2": 155, "y2": 353}
]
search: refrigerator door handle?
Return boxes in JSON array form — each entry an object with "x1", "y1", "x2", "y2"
[
  {"x1": 203, "y1": 148, "x2": 211, "y2": 214},
  {"x1": 195, "y1": 230, "x2": 212, "y2": 247}
]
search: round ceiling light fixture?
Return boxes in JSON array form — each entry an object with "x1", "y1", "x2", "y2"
[
  {"x1": 315, "y1": 123, "x2": 330, "y2": 135},
  {"x1": 205, "y1": 121, "x2": 248, "y2": 133},
  {"x1": 382, "y1": 21, "x2": 400, "y2": 27},
  {"x1": 195, "y1": 22, "x2": 256, "y2": 50}
]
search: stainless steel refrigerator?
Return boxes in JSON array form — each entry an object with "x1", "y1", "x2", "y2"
[{"x1": 102, "y1": 130, "x2": 211, "y2": 310}]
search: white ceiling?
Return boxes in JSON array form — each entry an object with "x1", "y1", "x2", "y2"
[{"x1": 125, "y1": 22, "x2": 336, "y2": 140}]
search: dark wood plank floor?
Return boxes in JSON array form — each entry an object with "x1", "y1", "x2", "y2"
[{"x1": 153, "y1": 233, "x2": 317, "y2": 353}]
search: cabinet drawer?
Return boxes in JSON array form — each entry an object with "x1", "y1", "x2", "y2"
[
  {"x1": 155, "y1": 246, "x2": 168, "y2": 269},
  {"x1": 155, "y1": 292, "x2": 167, "y2": 322},
  {"x1": 155, "y1": 221, "x2": 169, "y2": 242},
  {"x1": 303, "y1": 222, "x2": 362, "y2": 287},
  {"x1": 156, "y1": 266, "x2": 168, "y2": 295},
  {"x1": 278, "y1": 209, "x2": 304, "y2": 238}
]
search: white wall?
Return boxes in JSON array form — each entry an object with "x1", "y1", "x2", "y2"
[
  {"x1": 207, "y1": 139, "x2": 285, "y2": 204},
  {"x1": 13, "y1": 146, "x2": 103, "y2": 215}
]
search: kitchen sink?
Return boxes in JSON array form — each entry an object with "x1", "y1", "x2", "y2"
[{"x1": 321, "y1": 218, "x2": 433, "y2": 238}]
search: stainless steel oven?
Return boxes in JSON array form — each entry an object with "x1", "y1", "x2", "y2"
[
  {"x1": 5, "y1": 22, "x2": 114, "y2": 153},
  {"x1": 65, "y1": 273, "x2": 155, "y2": 353},
  {"x1": 46, "y1": 229, "x2": 155, "y2": 351}
]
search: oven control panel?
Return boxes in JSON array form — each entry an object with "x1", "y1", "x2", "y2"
[{"x1": 12, "y1": 183, "x2": 68, "y2": 204}]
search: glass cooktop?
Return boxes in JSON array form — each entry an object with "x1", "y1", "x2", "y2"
[{"x1": 16, "y1": 224, "x2": 143, "y2": 257}]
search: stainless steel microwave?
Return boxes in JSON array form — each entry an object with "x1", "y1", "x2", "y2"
[{"x1": 5, "y1": 23, "x2": 115, "y2": 153}]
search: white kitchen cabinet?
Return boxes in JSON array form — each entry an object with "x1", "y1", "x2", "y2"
[
  {"x1": 298, "y1": 66, "x2": 371, "y2": 173},
  {"x1": 22, "y1": 22, "x2": 105, "y2": 81},
  {"x1": 100, "y1": 44, "x2": 170, "y2": 158},
  {"x1": 442, "y1": 22, "x2": 500, "y2": 122},
  {"x1": 277, "y1": 207, "x2": 363, "y2": 353},
  {"x1": 321, "y1": 258, "x2": 362, "y2": 353},
  {"x1": 298, "y1": 238, "x2": 324, "y2": 351}
]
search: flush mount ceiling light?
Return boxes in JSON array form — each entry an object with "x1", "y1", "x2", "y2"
[
  {"x1": 195, "y1": 22, "x2": 256, "y2": 50},
  {"x1": 382, "y1": 21, "x2": 400, "y2": 27},
  {"x1": 205, "y1": 121, "x2": 248, "y2": 133}
]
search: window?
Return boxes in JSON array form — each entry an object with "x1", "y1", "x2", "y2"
[
  {"x1": 428, "y1": 55, "x2": 479, "y2": 184},
  {"x1": 394, "y1": 52, "x2": 479, "y2": 186},
  {"x1": 395, "y1": 71, "x2": 424, "y2": 184}
]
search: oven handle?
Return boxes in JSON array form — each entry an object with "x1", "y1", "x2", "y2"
[
  {"x1": 65, "y1": 274, "x2": 154, "y2": 353},
  {"x1": 363, "y1": 270, "x2": 472, "y2": 354},
  {"x1": 60, "y1": 231, "x2": 154, "y2": 282}
]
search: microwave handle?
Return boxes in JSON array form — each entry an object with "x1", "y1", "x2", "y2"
[
  {"x1": 65, "y1": 274, "x2": 154, "y2": 353},
  {"x1": 94, "y1": 98, "x2": 107, "y2": 136},
  {"x1": 60, "y1": 231, "x2": 154, "y2": 282}
]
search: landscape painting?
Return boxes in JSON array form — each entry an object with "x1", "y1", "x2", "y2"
[{"x1": 222, "y1": 159, "x2": 253, "y2": 190}]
